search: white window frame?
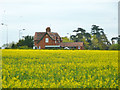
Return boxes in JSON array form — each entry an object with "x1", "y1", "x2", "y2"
[
  {"x1": 45, "y1": 38, "x2": 49, "y2": 43},
  {"x1": 39, "y1": 46, "x2": 41, "y2": 49},
  {"x1": 78, "y1": 46, "x2": 81, "y2": 49}
]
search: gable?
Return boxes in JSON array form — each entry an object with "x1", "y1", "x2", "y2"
[
  {"x1": 34, "y1": 32, "x2": 45, "y2": 40},
  {"x1": 37, "y1": 33, "x2": 55, "y2": 44},
  {"x1": 34, "y1": 31, "x2": 61, "y2": 44}
]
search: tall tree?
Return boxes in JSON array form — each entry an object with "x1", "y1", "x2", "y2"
[
  {"x1": 100, "y1": 31, "x2": 111, "y2": 45},
  {"x1": 91, "y1": 35, "x2": 102, "y2": 50},
  {"x1": 17, "y1": 35, "x2": 34, "y2": 48},
  {"x1": 71, "y1": 27, "x2": 86, "y2": 42},
  {"x1": 71, "y1": 25, "x2": 110, "y2": 50},
  {"x1": 71, "y1": 27, "x2": 92, "y2": 49},
  {"x1": 91, "y1": 25, "x2": 111, "y2": 49},
  {"x1": 62, "y1": 36, "x2": 74, "y2": 42},
  {"x1": 91, "y1": 25, "x2": 103, "y2": 41},
  {"x1": 111, "y1": 35, "x2": 120, "y2": 44}
]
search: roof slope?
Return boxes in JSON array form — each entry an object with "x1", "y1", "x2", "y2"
[
  {"x1": 34, "y1": 32, "x2": 61, "y2": 41},
  {"x1": 60, "y1": 42, "x2": 84, "y2": 47},
  {"x1": 34, "y1": 32, "x2": 46, "y2": 40}
]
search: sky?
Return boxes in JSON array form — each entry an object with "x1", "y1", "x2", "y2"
[{"x1": 0, "y1": 0, "x2": 119, "y2": 47}]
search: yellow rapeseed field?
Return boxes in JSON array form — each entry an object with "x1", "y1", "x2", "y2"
[{"x1": 2, "y1": 50, "x2": 118, "y2": 88}]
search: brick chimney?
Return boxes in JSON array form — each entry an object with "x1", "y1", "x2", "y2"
[{"x1": 46, "y1": 27, "x2": 51, "y2": 32}]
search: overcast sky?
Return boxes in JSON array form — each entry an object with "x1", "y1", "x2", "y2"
[{"x1": 0, "y1": 0, "x2": 119, "y2": 47}]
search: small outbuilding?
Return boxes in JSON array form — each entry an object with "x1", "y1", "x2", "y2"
[{"x1": 60, "y1": 42, "x2": 84, "y2": 50}]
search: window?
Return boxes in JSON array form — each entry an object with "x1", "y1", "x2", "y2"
[
  {"x1": 45, "y1": 38, "x2": 49, "y2": 43},
  {"x1": 39, "y1": 46, "x2": 41, "y2": 49},
  {"x1": 55, "y1": 40, "x2": 56, "y2": 43}
]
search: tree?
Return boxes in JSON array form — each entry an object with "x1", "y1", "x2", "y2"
[
  {"x1": 77, "y1": 28, "x2": 86, "y2": 34},
  {"x1": 24, "y1": 36, "x2": 34, "y2": 47},
  {"x1": 81, "y1": 37, "x2": 90, "y2": 49},
  {"x1": 118, "y1": 35, "x2": 120, "y2": 44},
  {"x1": 91, "y1": 25, "x2": 111, "y2": 49},
  {"x1": 71, "y1": 27, "x2": 93, "y2": 49},
  {"x1": 109, "y1": 44, "x2": 120, "y2": 50},
  {"x1": 71, "y1": 27, "x2": 86, "y2": 42},
  {"x1": 91, "y1": 25, "x2": 102, "y2": 39},
  {"x1": 111, "y1": 35, "x2": 120, "y2": 44},
  {"x1": 11, "y1": 43, "x2": 17, "y2": 49},
  {"x1": 2, "y1": 42, "x2": 16, "y2": 49},
  {"x1": 62, "y1": 36, "x2": 74, "y2": 42},
  {"x1": 17, "y1": 35, "x2": 34, "y2": 48},
  {"x1": 91, "y1": 25, "x2": 103, "y2": 38},
  {"x1": 91, "y1": 35, "x2": 102, "y2": 50},
  {"x1": 17, "y1": 39, "x2": 25, "y2": 47},
  {"x1": 70, "y1": 35, "x2": 77, "y2": 42},
  {"x1": 84, "y1": 33, "x2": 91, "y2": 41},
  {"x1": 100, "y1": 31, "x2": 111, "y2": 45},
  {"x1": 71, "y1": 25, "x2": 111, "y2": 50},
  {"x1": 2, "y1": 44, "x2": 7, "y2": 48},
  {"x1": 18, "y1": 46, "x2": 29, "y2": 49}
]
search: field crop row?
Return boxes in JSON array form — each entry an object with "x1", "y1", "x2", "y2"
[{"x1": 2, "y1": 50, "x2": 118, "y2": 88}]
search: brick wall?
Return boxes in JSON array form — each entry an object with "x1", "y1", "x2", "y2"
[{"x1": 34, "y1": 33, "x2": 60, "y2": 49}]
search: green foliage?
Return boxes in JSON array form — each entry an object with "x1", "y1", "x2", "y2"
[
  {"x1": 111, "y1": 35, "x2": 120, "y2": 44},
  {"x1": 62, "y1": 36, "x2": 74, "y2": 42},
  {"x1": 109, "y1": 44, "x2": 120, "y2": 50},
  {"x1": 71, "y1": 27, "x2": 88, "y2": 42},
  {"x1": 5, "y1": 47, "x2": 10, "y2": 49},
  {"x1": 71, "y1": 25, "x2": 111, "y2": 50},
  {"x1": 18, "y1": 46, "x2": 29, "y2": 49},
  {"x1": 91, "y1": 25, "x2": 111, "y2": 46},
  {"x1": 91, "y1": 35, "x2": 102, "y2": 50},
  {"x1": 81, "y1": 38, "x2": 89, "y2": 49},
  {"x1": 17, "y1": 35, "x2": 34, "y2": 48},
  {"x1": 11, "y1": 43, "x2": 17, "y2": 49}
]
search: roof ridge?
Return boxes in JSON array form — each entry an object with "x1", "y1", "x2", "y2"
[
  {"x1": 61, "y1": 42, "x2": 83, "y2": 43},
  {"x1": 36, "y1": 32, "x2": 46, "y2": 33}
]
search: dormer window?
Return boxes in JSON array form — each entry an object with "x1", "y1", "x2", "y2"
[{"x1": 45, "y1": 38, "x2": 49, "y2": 43}]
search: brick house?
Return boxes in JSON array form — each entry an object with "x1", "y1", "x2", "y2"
[{"x1": 34, "y1": 27, "x2": 84, "y2": 50}]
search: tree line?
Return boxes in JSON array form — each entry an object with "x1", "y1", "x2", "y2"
[
  {"x1": 1, "y1": 35, "x2": 34, "y2": 49},
  {"x1": 70, "y1": 25, "x2": 120, "y2": 50},
  {"x1": 1, "y1": 25, "x2": 120, "y2": 50}
]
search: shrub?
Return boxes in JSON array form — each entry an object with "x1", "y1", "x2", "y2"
[
  {"x1": 18, "y1": 46, "x2": 29, "y2": 49},
  {"x1": 109, "y1": 44, "x2": 120, "y2": 50}
]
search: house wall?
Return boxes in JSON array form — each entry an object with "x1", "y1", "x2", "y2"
[
  {"x1": 34, "y1": 33, "x2": 60, "y2": 49},
  {"x1": 81, "y1": 46, "x2": 84, "y2": 50},
  {"x1": 76, "y1": 46, "x2": 84, "y2": 50}
]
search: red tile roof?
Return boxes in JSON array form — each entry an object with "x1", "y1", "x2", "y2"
[
  {"x1": 34, "y1": 32, "x2": 46, "y2": 40},
  {"x1": 60, "y1": 42, "x2": 84, "y2": 47},
  {"x1": 34, "y1": 32, "x2": 61, "y2": 41}
]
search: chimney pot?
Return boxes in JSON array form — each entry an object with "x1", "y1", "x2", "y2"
[{"x1": 46, "y1": 27, "x2": 51, "y2": 32}]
